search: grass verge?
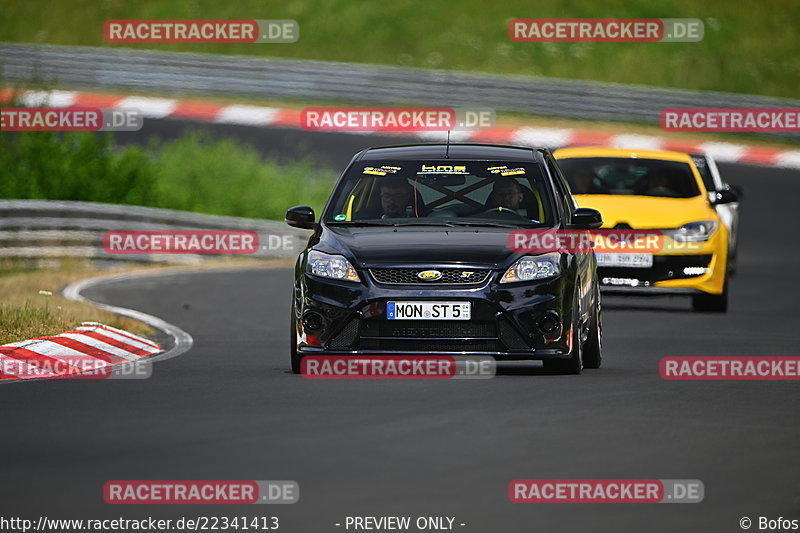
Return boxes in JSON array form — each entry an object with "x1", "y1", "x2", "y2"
[
  {"x1": 0, "y1": 258, "x2": 292, "y2": 345},
  {"x1": 0, "y1": 0, "x2": 798, "y2": 99},
  {"x1": 0, "y1": 261, "x2": 155, "y2": 344}
]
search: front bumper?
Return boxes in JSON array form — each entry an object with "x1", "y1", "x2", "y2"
[
  {"x1": 293, "y1": 269, "x2": 575, "y2": 360},
  {"x1": 598, "y1": 231, "x2": 728, "y2": 295}
]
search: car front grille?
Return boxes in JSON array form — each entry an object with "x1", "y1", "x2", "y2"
[
  {"x1": 360, "y1": 320, "x2": 497, "y2": 339},
  {"x1": 370, "y1": 268, "x2": 491, "y2": 285},
  {"x1": 357, "y1": 338, "x2": 507, "y2": 353},
  {"x1": 323, "y1": 300, "x2": 532, "y2": 353},
  {"x1": 599, "y1": 254, "x2": 713, "y2": 285},
  {"x1": 328, "y1": 318, "x2": 360, "y2": 348}
]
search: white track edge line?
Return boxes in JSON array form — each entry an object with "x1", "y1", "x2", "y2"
[{"x1": 61, "y1": 272, "x2": 194, "y2": 366}]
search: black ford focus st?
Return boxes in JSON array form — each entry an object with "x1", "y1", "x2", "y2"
[{"x1": 286, "y1": 144, "x2": 604, "y2": 374}]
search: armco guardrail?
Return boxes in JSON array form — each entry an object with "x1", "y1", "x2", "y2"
[
  {"x1": 2, "y1": 42, "x2": 799, "y2": 130},
  {"x1": 0, "y1": 200, "x2": 310, "y2": 263}
]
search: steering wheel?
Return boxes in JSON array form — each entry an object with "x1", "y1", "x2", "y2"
[{"x1": 645, "y1": 186, "x2": 679, "y2": 198}]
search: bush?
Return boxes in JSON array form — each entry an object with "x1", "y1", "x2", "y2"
[
  {"x1": 0, "y1": 131, "x2": 157, "y2": 205},
  {"x1": 0, "y1": 130, "x2": 334, "y2": 220}
]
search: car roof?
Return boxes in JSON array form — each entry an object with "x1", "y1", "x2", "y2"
[
  {"x1": 356, "y1": 143, "x2": 541, "y2": 162},
  {"x1": 553, "y1": 146, "x2": 694, "y2": 163}
]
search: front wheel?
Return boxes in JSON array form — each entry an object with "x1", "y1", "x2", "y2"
[
  {"x1": 728, "y1": 246, "x2": 738, "y2": 276},
  {"x1": 582, "y1": 285, "x2": 602, "y2": 369},
  {"x1": 290, "y1": 306, "x2": 303, "y2": 374}
]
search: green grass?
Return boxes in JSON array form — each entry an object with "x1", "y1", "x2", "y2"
[
  {"x1": 0, "y1": 130, "x2": 335, "y2": 219},
  {"x1": 0, "y1": 0, "x2": 798, "y2": 99},
  {"x1": 0, "y1": 265, "x2": 155, "y2": 344}
]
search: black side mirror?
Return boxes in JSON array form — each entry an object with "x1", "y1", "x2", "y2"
[
  {"x1": 710, "y1": 189, "x2": 738, "y2": 205},
  {"x1": 285, "y1": 205, "x2": 317, "y2": 229},
  {"x1": 729, "y1": 184, "x2": 744, "y2": 201},
  {"x1": 569, "y1": 208, "x2": 603, "y2": 229}
]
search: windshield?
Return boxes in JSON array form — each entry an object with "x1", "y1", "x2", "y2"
[
  {"x1": 558, "y1": 157, "x2": 702, "y2": 198},
  {"x1": 323, "y1": 160, "x2": 555, "y2": 227}
]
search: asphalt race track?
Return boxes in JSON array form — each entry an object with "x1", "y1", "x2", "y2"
[{"x1": 1, "y1": 122, "x2": 798, "y2": 532}]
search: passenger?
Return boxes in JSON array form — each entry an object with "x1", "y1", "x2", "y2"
[{"x1": 490, "y1": 178, "x2": 524, "y2": 213}]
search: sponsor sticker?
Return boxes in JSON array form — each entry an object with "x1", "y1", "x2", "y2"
[
  {"x1": 417, "y1": 164, "x2": 468, "y2": 175},
  {"x1": 488, "y1": 165, "x2": 526, "y2": 176},
  {"x1": 363, "y1": 165, "x2": 402, "y2": 176}
]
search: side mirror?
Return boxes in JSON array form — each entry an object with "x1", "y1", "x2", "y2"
[
  {"x1": 729, "y1": 184, "x2": 744, "y2": 201},
  {"x1": 710, "y1": 189, "x2": 738, "y2": 205},
  {"x1": 569, "y1": 208, "x2": 603, "y2": 229},
  {"x1": 285, "y1": 205, "x2": 317, "y2": 229}
]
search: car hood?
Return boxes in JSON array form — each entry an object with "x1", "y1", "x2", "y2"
[
  {"x1": 320, "y1": 226, "x2": 523, "y2": 268},
  {"x1": 574, "y1": 194, "x2": 718, "y2": 229}
]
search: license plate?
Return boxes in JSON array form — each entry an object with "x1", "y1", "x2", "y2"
[
  {"x1": 387, "y1": 302, "x2": 471, "y2": 320},
  {"x1": 596, "y1": 253, "x2": 653, "y2": 268}
]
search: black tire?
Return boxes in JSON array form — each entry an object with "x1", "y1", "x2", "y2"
[
  {"x1": 582, "y1": 284, "x2": 602, "y2": 369},
  {"x1": 728, "y1": 248, "x2": 738, "y2": 276},
  {"x1": 544, "y1": 293, "x2": 583, "y2": 374},
  {"x1": 290, "y1": 305, "x2": 303, "y2": 374},
  {"x1": 692, "y1": 280, "x2": 729, "y2": 313}
]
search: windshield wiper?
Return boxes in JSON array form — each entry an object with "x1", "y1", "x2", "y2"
[
  {"x1": 328, "y1": 220, "x2": 532, "y2": 229},
  {"x1": 388, "y1": 221, "x2": 457, "y2": 227},
  {"x1": 327, "y1": 221, "x2": 397, "y2": 226},
  {"x1": 328, "y1": 221, "x2": 457, "y2": 227},
  {"x1": 443, "y1": 221, "x2": 522, "y2": 228}
]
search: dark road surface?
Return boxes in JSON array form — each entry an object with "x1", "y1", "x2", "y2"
[{"x1": 1, "y1": 123, "x2": 798, "y2": 532}]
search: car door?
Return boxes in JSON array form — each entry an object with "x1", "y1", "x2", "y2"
[{"x1": 545, "y1": 154, "x2": 594, "y2": 322}]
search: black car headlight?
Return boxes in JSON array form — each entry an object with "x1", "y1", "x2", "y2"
[
  {"x1": 307, "y1": 250, "x2": 360, "y2": 282},
  {"x1": 500, "y1": 253, "x2": 561, "y2": 283}
]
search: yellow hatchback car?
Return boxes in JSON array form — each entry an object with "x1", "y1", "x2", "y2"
[{"x1": 554, "y1": 147, "x2": 735, "y2": 312}]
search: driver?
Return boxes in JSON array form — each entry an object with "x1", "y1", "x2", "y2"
[
  {"x1": 378, "y1": 178, "x2": 412, "y2": 218},
  {"x1": 641, "y1": 170, "x2": 672, "y2": 196},
  {"x1": 571, "y1": 168, "x2": 600, "y2": 194},
  {"x1": 490, "y1": 178, "x2": 524, "y2": 213}
]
